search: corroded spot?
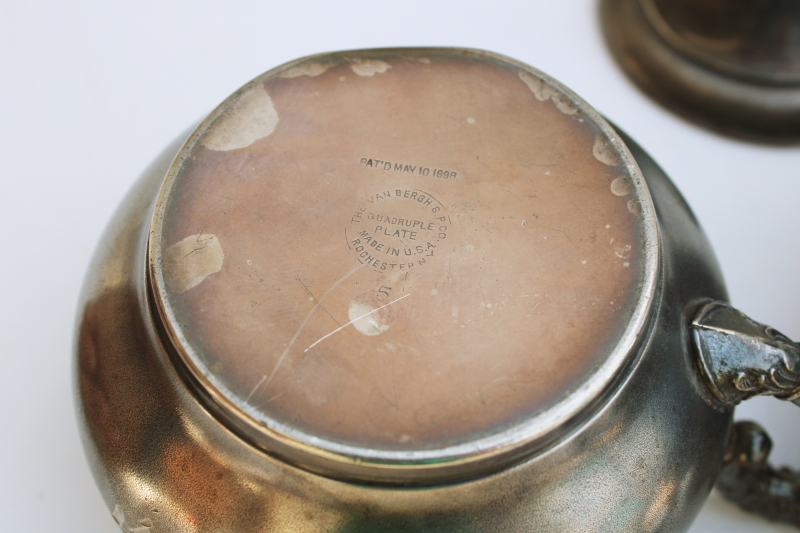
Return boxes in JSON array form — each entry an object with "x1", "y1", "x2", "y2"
[
  {"x1": 202, "y1": 85, "x2": 279, "y2": 151},
  {"x1": 611, "y1": 176, "x2": 633, "y2": 196},
  {"x1": 350, "y1": 59, "x2": 392, "y2": 77},
  {"x1": 518, "y1": 70, "x2": 555, "y2": 101},
  {"x1": 163, "y1": 234, "x2": 224, "y2": 293},
  {"x1": 593, "y1": 134, "x2": 621, "y2": 166},
  {"x1": 627, "y1": 199, "x2": 643, "y2": 216},
  {"x1": 517, "y1": 70, "x2": 577, "y2": 114},
  {"x1": 551, "y1": 93, "x2": 578, "y2": 115},
  {"x1": 112, "y1": 505, "x2": 126, "y2": 525},
  {"x1": 112, "y1": 504, "x2": 152, "y2": 533},
  {"x1": 348, "y1": 291, "x2": 397, "y2": 335},
  {"x1": 614, "y1": 244, "x2": 632, "y2": 259},
  {"x1": 278, "y1": 62, "x2": 336, "y2": 78}
]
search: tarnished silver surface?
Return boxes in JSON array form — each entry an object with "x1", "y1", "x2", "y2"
[
  {"x1": 76, "y1": 49, "x2": 733, "y2": 532},
  {"x1": 641, "y1": 0, "x2": 800, "y2": 86},
  {"x1": 600, "y1": 0, "x2": 800, "y2": 142},
  {"x1": 693, "y1": 301, "x2": 800, "y2": 405},
  {"x1": 718, "y1": 421, "x2": 800, "y2": 527}
]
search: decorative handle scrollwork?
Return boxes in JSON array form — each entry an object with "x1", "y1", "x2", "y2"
[
  {"x1": 691, "y1": 301, "x2": 800, "y2": 527},
  {"x1": 692, "y1": 301, "x2": 800, "y2": 405}
]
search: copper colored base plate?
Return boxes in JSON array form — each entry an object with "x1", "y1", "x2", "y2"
[{"x1": 148, "y1": 48, "x2": 657, "y2": 482}]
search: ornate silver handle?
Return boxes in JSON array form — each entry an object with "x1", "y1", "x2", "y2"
[
  {"x1": 692, "y1": 301, "x2": 800, "y2": 526},
  {"x1": 717, "y1": 421, "x2": 800, "y2": 526}
]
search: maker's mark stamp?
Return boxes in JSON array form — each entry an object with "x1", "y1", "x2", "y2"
[{"x1": 346, "y1": 188, "x2": 451, "y2": 271}]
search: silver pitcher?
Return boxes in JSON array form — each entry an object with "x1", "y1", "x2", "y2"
[{"x1": 75, "y1": 48, "x2": 800, "y2": 533}]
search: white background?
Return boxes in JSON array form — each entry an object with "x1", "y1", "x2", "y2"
[{"x1": 2, "y1": 1, "x2": 799, "y2": 531}]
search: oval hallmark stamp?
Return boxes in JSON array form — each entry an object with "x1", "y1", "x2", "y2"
[{"x1": 346, "y1": 188, "x2": 451, "y2": 271}]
